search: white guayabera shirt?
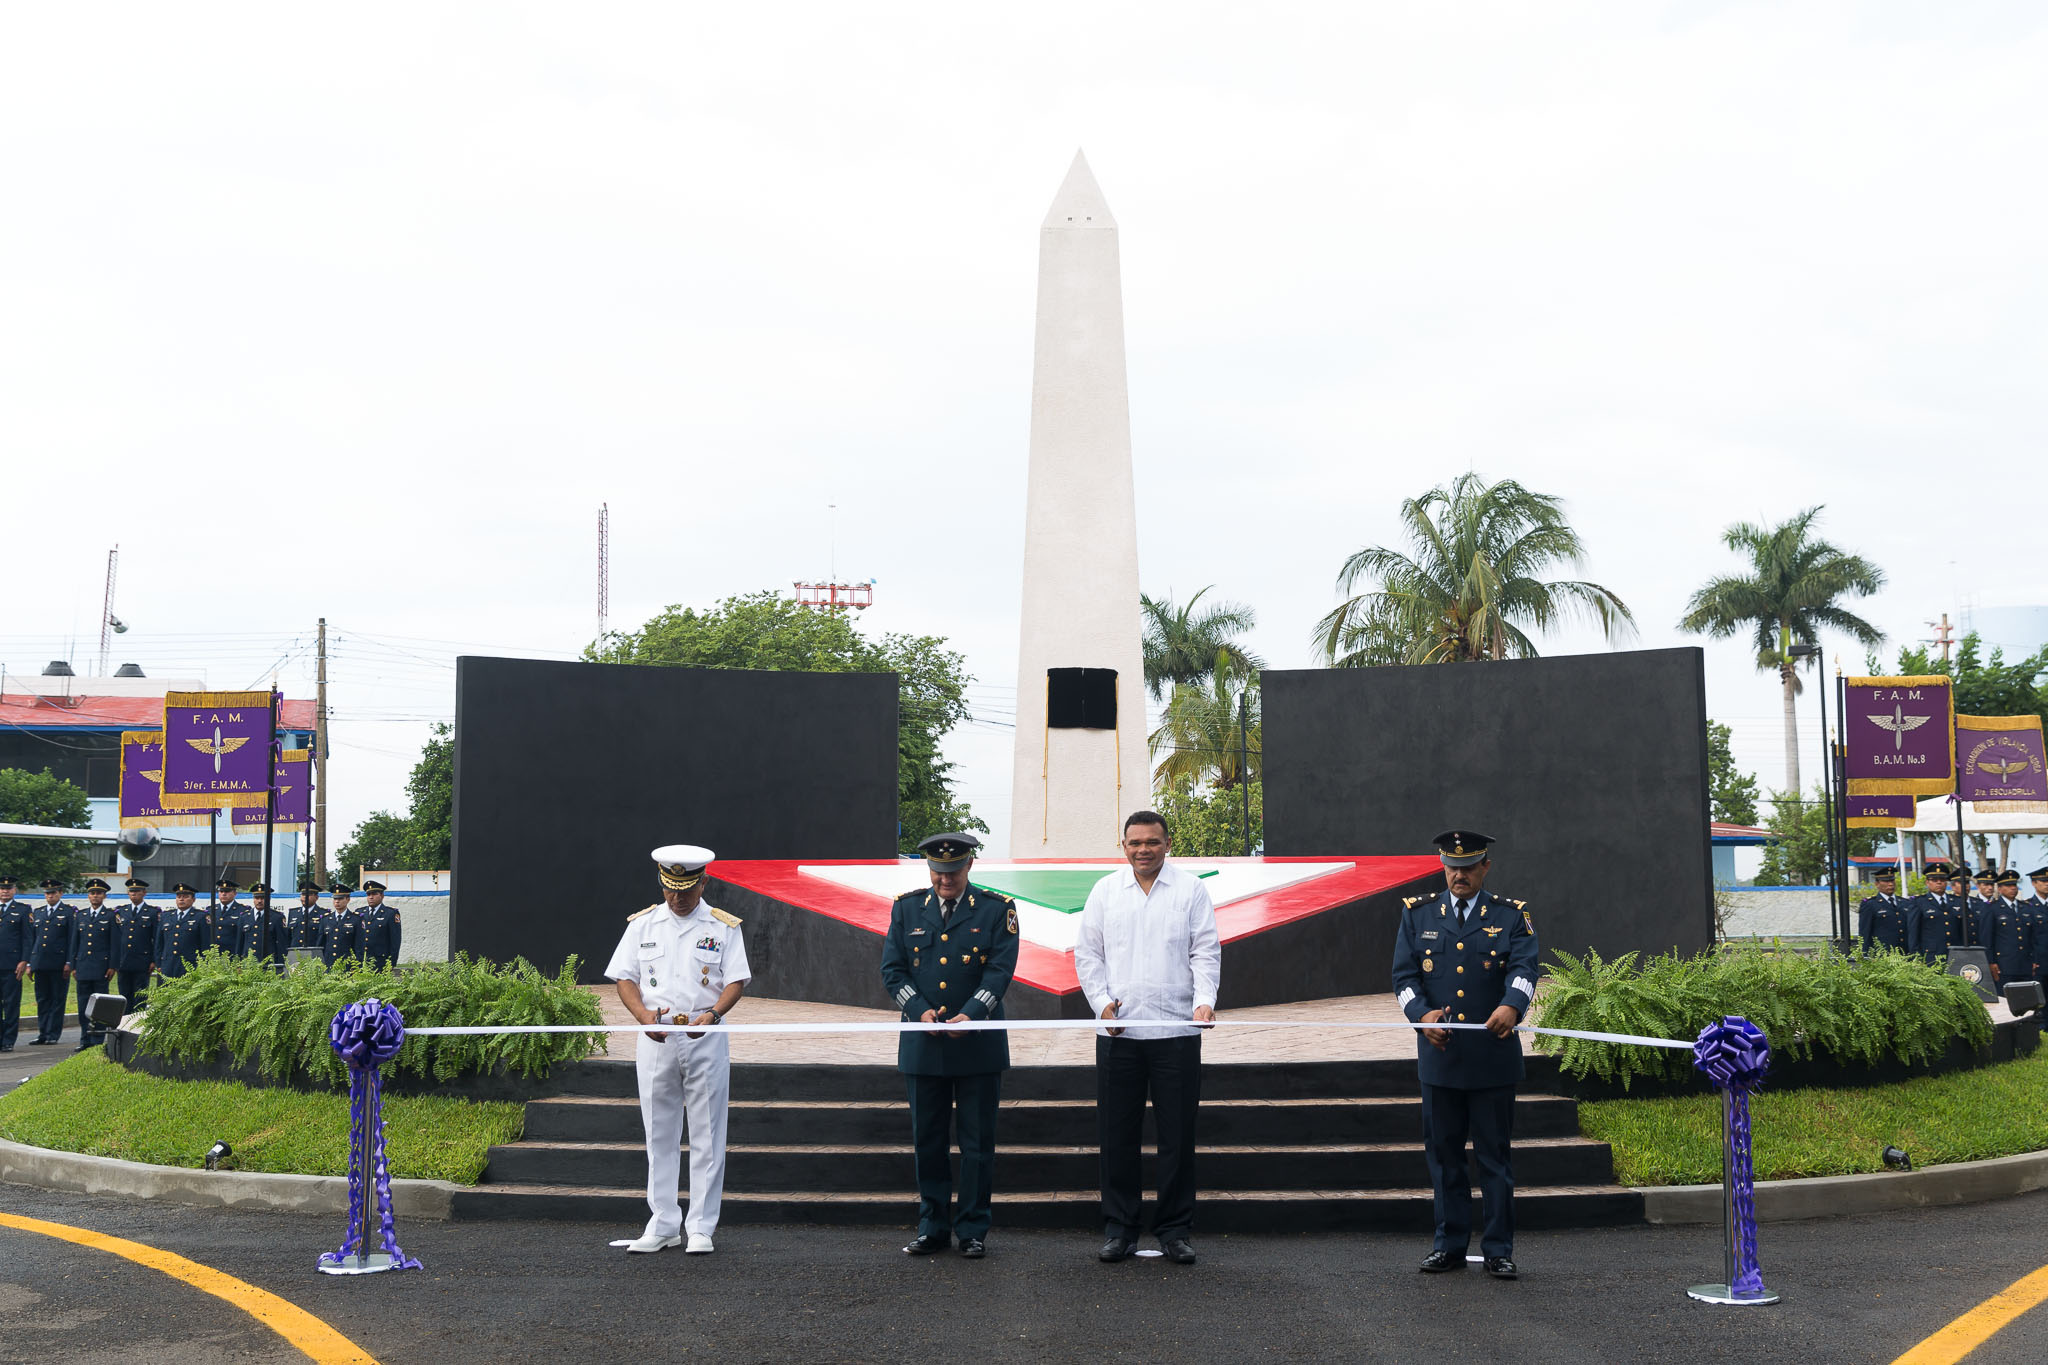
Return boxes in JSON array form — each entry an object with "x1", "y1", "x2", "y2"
[{"x1": 1074, "y1": 861, "x2": 1221, "y2": 1040}]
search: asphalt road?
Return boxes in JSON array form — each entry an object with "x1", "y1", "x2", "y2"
[{"x1": 0, "y1": 1186, "x2": 2044, "y2": 1364}]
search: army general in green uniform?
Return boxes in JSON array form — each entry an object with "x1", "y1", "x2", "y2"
[{"x1": 880, "y1": 832, "x2": 1019, "y2": 1259}]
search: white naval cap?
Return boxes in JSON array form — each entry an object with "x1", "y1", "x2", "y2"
[{"x1": 651, "y1": 844, "x2": 716, "y2": 892}]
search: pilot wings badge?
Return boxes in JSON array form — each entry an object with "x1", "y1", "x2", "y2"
[
  {"x1": 1867, "y1": 704, "x2": 1932, "y2": 751},
  {"x1": 185, "y1": 726, "x2": 253, "y2": 773}
]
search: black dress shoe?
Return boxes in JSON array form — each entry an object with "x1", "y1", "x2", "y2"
[
  {"x1": 1162, "y1": 1237, "x2": 1196, "y2": 1265},
  {"x1": 1419, "y1": 1249, "x2": 1462, "y2": 1273},
  {"x1": 1099, "y1": 1236, "x2": 1134, "y2": 1263},
  {"x1": 958, "y1": 1239, "x2": 985, "y2": 1259},
  {"x1": 1484, "y1": 1256, "x2": 1518, "y2": 1279},
  {"x1": 902, "y1": 1233, "x2": 947, "y2": 1255},
  {"x1": 27, "y1": 1039, "x2": 50, "y2": 1046}
]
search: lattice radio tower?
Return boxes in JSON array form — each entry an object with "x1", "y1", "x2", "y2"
[
  {"x1": 597, "y1": 504, "x2": 610, "y2": 642},
  {"x1": 97, "y1": 545, "x2": 120, "y2": 676}
]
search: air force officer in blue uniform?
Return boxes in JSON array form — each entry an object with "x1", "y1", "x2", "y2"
[
  {"x1": 1393, "y1": 830, "x2": 1541, "y2": 1280},
  {"x1": 880, "y1": 832, "x2": 1019, "y2": 1259}
]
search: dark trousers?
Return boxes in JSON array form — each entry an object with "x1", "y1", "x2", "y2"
[
  {"x1": 73, "y1": 976, "x2": 109, "y2": 1045},
  {"x1": 1096, "y1": 1033, "x2": 1202, "y2": 1241},
  {"x1": 1422, "y1": 1082, "x2": 1517, "y2": 1258},
  {"x1": 31, "y1": 969, "x2": 66, "y2": 1043},
  {"x1": 907, "y1": 1072, "x2": 1001, "y2": 1242},
  {"x1": 116, "y1": 969, "x2": 149, "y2": 1013},
  {"x1": 0, "y1": 970, "x2": 20, "y2": 1048}
]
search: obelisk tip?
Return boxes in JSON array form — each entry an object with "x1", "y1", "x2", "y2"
[{"x1": 1043, "y1": 149, "x2": 1115, "y2": 229}]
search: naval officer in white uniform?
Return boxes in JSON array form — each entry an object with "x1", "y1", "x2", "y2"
[{"x1": 604, "y1": 844, "x2": 751, "y2": 1254}]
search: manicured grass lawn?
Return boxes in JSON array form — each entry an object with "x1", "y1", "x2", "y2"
[
  {"x1": 0, "y1": 1052, "x2": 524, "y2": 1184},
  {"x1": 1581, "y1": 1048, "x2": 2048, "y2": 1186}
]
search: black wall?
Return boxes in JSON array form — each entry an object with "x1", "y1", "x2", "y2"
[
  {"x1": 450, "y1": 657, "x2": 898, "y2": 977},
  {"x1": 1263, "y1": 649, "x2": 1713, "y2": 965}
]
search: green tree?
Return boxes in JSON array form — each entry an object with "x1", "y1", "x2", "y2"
[
  {"x1": 590, "y1": 591, "x2": 981, "y2": 849},
  {"x1": 333, "y1": 723, "x2": 454, "y2": 881},
  {"x1": 1142, "y1": 588, "x2": 1260, "y2": 701},
  {"x1": 1154, "y1": 779, "x2": 1263, "y2": 857},
  {"x1": 1753, "y1": 784, "x2": 1881, "y2": 885},
  {"x1": 1315, "y1": 472, "x2": 1635, "y2": 666},
  {"x1": 0, "y1": 769, "x2": 93, "y2": 887},
  {"x1": 1707, "y1": 721, "x2": 1761, "y2": 826},
  {"x1": 1678, "y1": 506, "x2": 1885, "y2": 796},
  {"x1": 1892, "y1": 632, "x2": 2048, "y2": 727},
  {"x1": 335, "y1": 811, "x2": 415, "y2": 883},
  {"x1": 1150, "y1": 655, "x2": 1260, "y2": 792}
]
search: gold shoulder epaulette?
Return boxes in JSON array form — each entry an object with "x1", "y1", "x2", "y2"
[
  {"x1": 627, "y1": 903, "x2": 660, "y2": 922},
  {"x1": 710, "y1": 908, "x2": 742, "y2": 927},
  {"x1": 1402, "y1": 896, "x2": 1421, "y2": 909},
  {"x1": 1510, "y1": 898, "x2": 1529, "y2": 910}
]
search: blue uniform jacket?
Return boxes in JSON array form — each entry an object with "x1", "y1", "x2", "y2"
[
  {"x1": 206, "y1": 904, "x2": 251, "y2": 956},
  {"x1": 114, "y1": 903, "x2": 158, "y2": 972},
  {"x1": 68, "y1": 904, "x2": 116, "y2": 979},
  {"x1": 1911, "y1": 894, "x2": 1967, "y2": 960},
  {"x1": 880, "y1": 885, "x2": 1020, "y2": 1077},
  {"x1": 0, "y1": 899, "x2": 34, "y2": 968},
  {"x1": 324, "y1": 910, "x2": 364, "y2": 964},
  {"x1": 1856, "y1": 893, "x2": 1915, "y2": 954},
  {"x1": 26, "y1": 903, "x2": 76, "y2": 972},
  {"x1": 154, "y1": 906, "x2": 209, "y2": 977},
  {"x1": 1985, "y1": 899, "x2": 2040, "y2": 986},
  {"x1": 364, "y1": 904, "x2": 402, "y2": 962},
  {"x1": 1392, "y1": 889, "x2": 1541, "y2": 1090},
  {"x1": 288, "y1": 905, "x2": 329, "y2": 951},
  {"x1": 248, "y1": 906, "x2": 287, "y2": 964}
]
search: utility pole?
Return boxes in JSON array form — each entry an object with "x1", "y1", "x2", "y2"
[
  {"x1": 314, "y1": 617, "x2": 329, "y2": 886},
  {"x1": 1926, "y1": 613, "x2": 1955, "y2": 665},
  {"x1": 1239, "y1": 691, "x2": 1252, "y2": 857}
]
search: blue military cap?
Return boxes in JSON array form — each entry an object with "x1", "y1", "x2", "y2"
[
  {"x1": 1432, "y1": 830, "x2": 1494, "y2": 868},
  {"x1": 361, "y1": 879, "x2": 387, "y2": 893},
  {"x1": 297, "y1": 878, "x2": 321, "y2": 892},
  {"x1": 83, "y1": 878, "x2": 110, "y2": 892},
  {"x1": 124, "y1": 877, "x2": 148, "y2": 889},
  {"x1": 917, "y1": 832, "x2": 981, "y2": 873},
  {"x1": 1998, "y1": 869, "x2": 2020, "y2": 886},
  {"x1": 250, "y1": 882, "x2": 273, "y2": 895},
  {"x1": 40, "y1": 878, "x2": 65, "y2": 891},
  {"x1": 1924, "y1": 862, "x2": 1953, "y2": 878},
  {"x1": 2029, "y1": 867, "x2": 2048, "y2": 881},
  {"x1": 1873, "y1": 867, "x2": 1896, "y2": 883},
  {"x1": 171, "y1": 881, "x2": 198, "y2": 894}
]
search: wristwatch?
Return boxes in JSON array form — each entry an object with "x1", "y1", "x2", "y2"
[{"x1": 709, "y1": 1009, "x2": 724, "y2": 1025}]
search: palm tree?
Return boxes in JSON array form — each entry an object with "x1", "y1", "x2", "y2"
[
  {"x1": 1150, "y1": 652, "x2": 1259, "y2": 792},
  {"x1": 1678, "y1": 506, "x2": 1885, "y2": 795},
  {"x1": 1141, "y1": 587, "x2": 1260, "y2": 701},
  {"x1": 1314, "y1": 472, "x2": 1636, "y2": 666}
]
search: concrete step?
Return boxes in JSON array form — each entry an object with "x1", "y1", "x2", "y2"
[
  {"x1": 483, "y1": 1135, "x2": 1617, "y2": 1192},
  {"x1": 521, "y1": 1094, "x2": 1587, "y2": 1146},
  {"x1": 449, "y1": 1180, "x2": 1645, "y2": 1232}
]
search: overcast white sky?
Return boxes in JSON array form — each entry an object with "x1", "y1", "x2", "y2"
[{"x1": 3, "y1": 3, "x2": 2045, "y2": 862}]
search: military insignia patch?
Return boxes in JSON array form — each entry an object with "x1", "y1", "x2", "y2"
[
  {"x1": 1523, "y1": 911, "x2": 1534, "y2": 932},
  {"x1": 1423, "y1": 958, "x2": 1434, "y2": 972},
  {"x1": 1006, "y1": 904, "x2": 1018, "y2": 934}
]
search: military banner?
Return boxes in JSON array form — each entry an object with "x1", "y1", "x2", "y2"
[
  {"x1": 117, "y1": 731, "x2": 212, "y2": 829},
  {"x1": 1843, "y1": 675, "x2": 1955, "y2": 797},
  {"x1": 1956, "y1": 714, "x2": 2048, "y2": 813},
  {"x1": 230, "y1": 749, "x2": 313, "y2": 833},
  {"x1": 1842, "y1": 792, "x2": 1917, "y2": 829},
  {"x1": 159, "y1": 690, "x2": 276, "y2": 810}
]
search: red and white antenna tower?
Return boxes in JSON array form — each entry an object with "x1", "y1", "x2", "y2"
[
  {"x1": 597, "y1": 504, "x2": 610, "y2": 641},
  {"x1": 794, "y1": 503, "x2": 873, "y2": 611},
  {"x1": 97, "y1": 545, "x2": 120, "y2": 676}
]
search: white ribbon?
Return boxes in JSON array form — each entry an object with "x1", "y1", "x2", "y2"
[{"x1": 400, "y1": 1017, "x2": 1694, "y2": 1050}]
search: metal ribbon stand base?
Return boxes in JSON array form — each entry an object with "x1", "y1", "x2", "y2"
[
  {"x1": 1686, "y1": 1016, "x2": 1779, "y2": 1307},
  {"x1": 317, "y1": 998, "x2": 421, "y2": 1277}
]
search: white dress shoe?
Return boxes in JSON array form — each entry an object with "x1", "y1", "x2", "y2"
[
  {"x1": 685, "y1": 1234, "x2": 714, "y2": 1254},
  {"x1": 625, "y1": 1233, "x2": 681, "y2": 1253}
]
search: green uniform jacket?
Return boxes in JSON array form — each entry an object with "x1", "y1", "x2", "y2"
[{"x1": 880, "y1": 886, "x2": 1020, "y2": 1076}]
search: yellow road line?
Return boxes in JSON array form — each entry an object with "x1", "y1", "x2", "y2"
[
  {"x1": 0, "y1": 1211, "x2": 380, "y2": 1365},
  {"x1": 1893, "y1": 1263, "x2": 2048, "y2": 1365}
]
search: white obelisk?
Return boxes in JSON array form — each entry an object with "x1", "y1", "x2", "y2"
[{"x1": 1009, "y1": 151, "x2": 1150, "y2": 857}]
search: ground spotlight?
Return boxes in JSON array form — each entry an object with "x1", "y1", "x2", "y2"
[
  {"x1": 205, "y1": 1141, "x2": 233, "y2": 1172},
  {"x1": 1882, "y1": 1146, "x2": 1912, "y2": 1172}
]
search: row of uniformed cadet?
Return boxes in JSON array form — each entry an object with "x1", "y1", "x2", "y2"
[{"x1": 1857, "y1": 863, "x2": 2048, "y2": 995}]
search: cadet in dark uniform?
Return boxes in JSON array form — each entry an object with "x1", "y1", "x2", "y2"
[
  {"x1": 880, "y1": 832, "x2": 1019, "y2": 1259},
  {"x1": 287, "y1": 880, "x2": 329, "y2": 959},
  {"x1": 1911, "y1": 864, "x2": 1966, "y2": 963},
  {"x1": 68, "y1": 879, "x2": 116, "y2": 1047},
  {"x1": 1985, "y1": 870, "x2": 2035, "y2": 996},
  {"x1": 154, "y1": 882, "x2": 207, "y2": 980},
  {"x1": 323, "y1": 885, "x2": 363, "y2": 965},
  {"x1": 1972, "y1": 869, "x2": 2000, "y2": 947},
  {"x1": 248, "y1": 882, "x2": 287, "y2": 967},
  {"x1": 0, "y1": 875, "x2": 32, "y2": 1050},
  {"x1": 1856, "y1": 868, "x2": 1913, "y2": 954},
  {"x1": 114, "y1": 877, "x2": 157, "y2": 1010},
  {"x1": 2027, "y1": 869, "x2": 2048, "y2": 983},
  {"x1": 1393, "y1": 831, "x2": 1541, "y2": 1281},
  {"x1": 362, "y1": 880, "x2": 402, "y2": 970},
  {"x1": 206, "y1": 879, "x2": 251, "y2": 957},
  {"x1": 26, "y1": 879, "x2": 77, "y2": 1046}
]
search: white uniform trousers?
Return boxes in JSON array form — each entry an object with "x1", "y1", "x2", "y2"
[{"x1": 635, "y1": 1030, "x2": 732, "y2": 1239}]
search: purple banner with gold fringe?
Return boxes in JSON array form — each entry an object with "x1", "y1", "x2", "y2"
[
  {"x1": 230, "y1": 750, "x2": 313, "y2": 833},
  {"x1": 159, "y1": 691, "x2": 276, "y2": 810},
  {"x1": 1957, "y1": 714, "x2": 2048, "y2": 812},
  {"x1": 118, "y1": 731, "x2": 212, "y2": 829},
  {"x1": 1843, "y1": 792, "x2": 1917, "y2": 829},
  {"x1": 1844, "y1": 676, "x2": 1954, "y2": 797}
]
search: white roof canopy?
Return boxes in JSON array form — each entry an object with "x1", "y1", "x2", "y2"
[{"x1": 1901, "y1": 796, "x2": 2048, "y2": 837}]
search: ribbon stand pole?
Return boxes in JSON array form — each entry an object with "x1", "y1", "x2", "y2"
[
  {"x1": 318, "y1": 998, "x2": 422, "y2": 1276},
  {"x1": 1687, "y1": 1015, "x2": 1778, "y2": 1306}
]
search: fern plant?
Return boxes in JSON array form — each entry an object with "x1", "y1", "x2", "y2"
[
  {"x1": 1534, "y1": 943, "x2": 1992, "y2": 1088},
  {"x1": 137, "y1": 952, "x2": 606, "y2": 1087}
]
